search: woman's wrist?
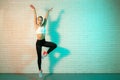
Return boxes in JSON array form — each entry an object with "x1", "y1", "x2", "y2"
[
  {"x1": 47, "y1": 10, "x2": 50, "y2": 13},
  {"x1": 48, "y1": 8, "x2": 53, "y2": 12}
]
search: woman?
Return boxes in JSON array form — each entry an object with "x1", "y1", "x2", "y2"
[{"x1": 30, "y1": 4, "x2": 57, "y2": 78}]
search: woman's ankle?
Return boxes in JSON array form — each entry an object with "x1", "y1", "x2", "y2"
[{"x1": 39, "y1": 70, "x2": 42, "y2": 72}]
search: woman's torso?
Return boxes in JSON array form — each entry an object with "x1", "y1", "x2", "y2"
[{"x1": 35, "y1": 25, "x2": 46, "y2": 40}]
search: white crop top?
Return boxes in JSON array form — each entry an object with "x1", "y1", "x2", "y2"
[{"x1": 36, "y1": 26, "x2": 46, "y2": 34}]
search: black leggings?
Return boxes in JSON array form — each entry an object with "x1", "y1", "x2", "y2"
[{"x1": 36, "y1": 39, "x2": 57, "y2": 71}]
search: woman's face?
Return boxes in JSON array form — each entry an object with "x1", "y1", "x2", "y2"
[{"x1": 37, "y1": 17, "x2": 43, "y2": 25}]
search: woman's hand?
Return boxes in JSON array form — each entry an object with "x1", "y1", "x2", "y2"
[
  {"x1": 30, "y1": 4, "x2": 37, "y2": 27},
  {"x1": 48, "y1": 8, "x2": 53, "y2": 12},
  {"x1": 30, "y1": 4, "x2": 35, "y2": 10}
]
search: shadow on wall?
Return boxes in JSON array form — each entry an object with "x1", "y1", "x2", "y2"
[
  {"x1": 43, "y1": 9, "x2": 70, "y2": 80},
  {"x1": 47, "y1": 9, "x2": 70, "y2": 74},
  {"x1": 48, "y1": 9, "x2": 70, "y2": 73}
]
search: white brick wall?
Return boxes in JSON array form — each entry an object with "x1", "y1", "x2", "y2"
[{"x1": 0, "y1": 0, "x2": 120, "y2": 73}]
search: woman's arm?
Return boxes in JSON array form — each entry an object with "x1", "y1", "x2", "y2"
[
  {"x1": 30, "y1": 4, "x2": 37, "y2": 29},
  {"x1": 42, "y1": 8, "x2": 53, "y2": 26},
  {"x1": 45, "y1": 8, "x2": 53, "y2": 19}
]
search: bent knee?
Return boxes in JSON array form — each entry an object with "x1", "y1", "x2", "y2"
[{"x1": 54, "y1": 44, "x2": 57, "y2": 48}]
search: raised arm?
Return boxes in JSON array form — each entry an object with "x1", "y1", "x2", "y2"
[
  {"x1": 42, "y1": 8, "x2": 53, "y2": 26},
  {"x1": 45, "y1": 8, "x2": 53, "y2": 19},
  {"x1": 30, "y1": 4, "x2": 37, "y2": 29}
]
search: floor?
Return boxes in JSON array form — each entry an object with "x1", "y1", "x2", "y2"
[{"x1": 0, "y1": 73, "x2": 120, "y2": 80}]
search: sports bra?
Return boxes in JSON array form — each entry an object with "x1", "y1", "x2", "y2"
[{"x1": 36, "y1": 26, "x2": 46, "y2": 34}]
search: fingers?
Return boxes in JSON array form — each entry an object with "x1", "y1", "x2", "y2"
[
  {"x1": 48, "y1": 8, "x2": 53, "y2": 12},
  {"x1": 50, "y1": 8, "x2": 53, "y2": 11}
]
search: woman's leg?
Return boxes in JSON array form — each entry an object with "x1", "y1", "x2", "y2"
[
  {"x1": 36, "y1": 41, "x2": 42, "y2": 71},
  {"x1": 43, "y1": 41, "x2": 57, "y2": 54}
]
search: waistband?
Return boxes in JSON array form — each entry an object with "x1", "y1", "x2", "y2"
[{"x1": 37, "y1": 39, "x2": 45, "y2": 41}]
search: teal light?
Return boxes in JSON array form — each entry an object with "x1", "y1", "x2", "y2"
[{"x1": 45, "y1": 0, "x2": 120, "y2": 73}]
